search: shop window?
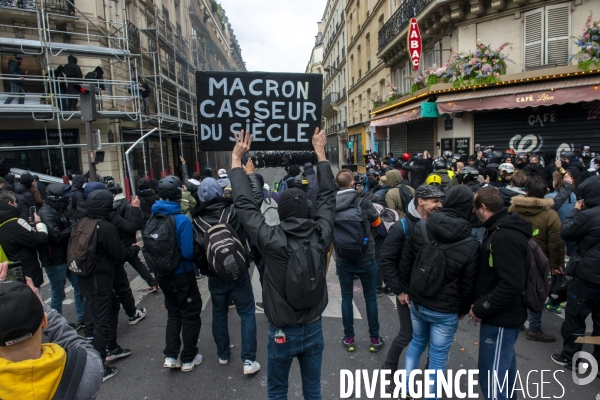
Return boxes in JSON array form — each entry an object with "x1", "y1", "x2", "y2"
[{"x1": 524, "y1": 4, "x2": 570, "y2": 70}]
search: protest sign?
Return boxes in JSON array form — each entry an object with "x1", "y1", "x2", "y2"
[{"x1": 197, "y1": 71, "x2": 323, "y2": 151}]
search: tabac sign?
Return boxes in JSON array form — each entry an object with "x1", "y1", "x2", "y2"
[{"x1": 407, "y1": 18, "x2": 422, "y2": 70}]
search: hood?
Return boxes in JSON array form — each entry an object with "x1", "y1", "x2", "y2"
[
  {"x1": 5, "y1": 174, "x2": 15, "y2": 185},
  {"x1": 151, "y1": 199, "x2": 182, "y2": 216},
  {"x1": 484, "y1": 208, "x2": 533, "y2": 238},
  {"x1": 335, "y1": 189, "x2": 358, "y2": 211},
  {"x1": 83, "y1": 182, "x2": 107, "y2": 200},
  {"x1": 192, "y1": 197, "x2": 232, "y2": 217},
  {"x1": 407, "y1": 199, "x2": 422, "y2": 220},
  {"x1": 443, "y1": 185, "x2": 474, "y2": 220},
  {"x1": 113, "y1": 193, "x2": 126, "y2": 202},
  {"x1": 279, "y1": 217, "x2": 318, "y2": 239},
  {"x1": 580, "y1": 175, "x2": 600, "y2": 207},
  {"x1": 568, "y1": 161, "x2": 585, "y2": 172},
  {"x1": 386, "y1": 169, "x2": 403, "y2": 187},
  {"x1": 14, "y1": 183, "x2": 29, "y2": 195},
  {"x1": 198, "y1": 178, "x2": 223, "y2": 202},
  {"x1": 509, "y1": 196, "x2": 554, "y2": 216},
  {"x1": 0, "y1": 343, "x2": 66, "y2": 400},
  {"x1": 71, "y1": 175, "x2": 86, "y2": 191},
  {"x1": 0, "y1": 203, "x2": 20, "y2": 223},
  {"x1": 86, "y1": 189, "x2": 114, "y2": 219},
  {"x1": 67, "y1": 55, "x2": 77, "y2": 64},
  {"x1": 545, "y1": 149, "x2": 555, "y2": 161},
  {"x1": 217, "y1": 177, "x2": 231, "y2": 189},
  {"x1": 427, "y1": 210, "x2": 473, "y2": 243}
]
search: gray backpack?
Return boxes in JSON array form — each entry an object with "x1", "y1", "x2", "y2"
[
  {"x1": 333, "y1": 197, "x2": 368, "y2": 260},
  {"x1": 260, "y1": 191, "x2": 279, "y2": 226}
]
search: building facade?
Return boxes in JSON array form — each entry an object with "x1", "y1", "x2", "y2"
[{"x1": 0, "y1": 0, "x2": 245, "y2": 185}]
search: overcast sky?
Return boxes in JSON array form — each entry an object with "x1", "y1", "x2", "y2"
[{"x1": 222, "y1": 0, "x2": 324, "y2": 73}]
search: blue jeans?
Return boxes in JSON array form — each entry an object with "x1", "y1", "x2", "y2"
[
  {"x1": 44, "y1": 263, "x2": 85, "y2": 323},
  {"x1": 529, "y1": 310, "x2": 542, "y2": 332},
  {"x1": 478, "y1": 323, "x2": 520, "y2": 400},
  {"x1": 336, "y1": 258, "x2": 380, "y2": 338},
  {"x1": 5, "y1": 82, "x2": 25, "y2": 104},
  {"x1": 267, "y1": 319, "x2": 324, "y2": 400},
  {"x1": 208, "y1": 271, "x2": 257, "y2": 361},
  {"x1": 404, "y1": 302, "x2": 458, "y2": 399}
]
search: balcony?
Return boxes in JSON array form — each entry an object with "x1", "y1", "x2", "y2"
[
  {"x1": 323, "y1": 91, "x2": 339, "y2": 110},
  {"x1": 378, "y1": 0, "x2": 433, "y2": 51},
  {"x1": 127, "y1": 20, "x2": 141, "y2": 51},
  {"x1": 0, "y1": 0, "x2": 75, "y2": 15}
]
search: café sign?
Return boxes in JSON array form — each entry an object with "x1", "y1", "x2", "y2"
[{"x1": 407, "y1": 18, "x2": 422, "y2": 70}]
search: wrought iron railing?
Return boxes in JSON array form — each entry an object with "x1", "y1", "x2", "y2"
[
  {"x1": 378, "y1": 0, "x2": 433, "y2": 50},
  {"x1": 0, "y1": 0, "x2": 35, "y2": 11},
  {"x1": 127, "y1": 20, "x2": 140, "y2": 50},
  {"x1": 323, "y1": 92, "x2": 339, "y2": 110},
  {"x1": 44, "y1": 0, "x2": 74, "y2": 15}
]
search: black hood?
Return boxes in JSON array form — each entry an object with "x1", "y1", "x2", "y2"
[
  {"x1": 5, "y1": 174, "x2": 15, "y2": 186},
  {"x1": 427, "y1": 210, "x2": 472, "y2": 243},
  {"x1": 72, "y1": 175, "x2": 86, "y2": 191},
  {"x1": 86, "y1": 189, "x2": 114, "y2": 219},
  {"x1": 67, "y1": 55, "x2": 77, "y2": 64},
  {"x1": 443, "y1": 185, "x2": 474, "y2": 220},
  {"x1": 0, "y1": 203, "x2": 19, "y2": 224},
  {"x1": 580, "y1": 175, "x2": 600, "y2": 208},
  {"x1": 484, "y1": 208, "x2": 532, "y2": 238}
]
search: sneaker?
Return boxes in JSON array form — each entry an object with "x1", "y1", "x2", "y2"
[
  {"x1": 370, "y1": 337, "x2": 386, "y2": 352},
  {"x1": 219, "y1": 358, "x2": 229, "y2": 365},
  {"x1": 228, "y1": 298, "x2": 236, "y2": 309},
  {"x1": 544, "y1": 301, "x2": 564, "y2": 314},
  {"x1": 128, "y1": 308, "x2": 147, "y2": 325},
  {"x1": 243, "y1": 360, "x2": 261, "y2": 375},
  {"x1": 105, "y1": 347, "x2": 132, "y2": 362},
  {"x1": 551, "y1": 353, "x2": 571, "y2": 368},
  {"x1": 376, "y1": 288, "x2": 383, "y2": 298},
  {"x1": 163, "y1": 357, "x2": 182, "y2": 369},
  {"x1": 341, "y1": 337, "x2": 355, "y2": 352},
  {"x1": 102, "y1": 365, "x2": 118, "y2": 382},
  {"x1": 148, "y1": 285, "x2": 158, "y2": 293},
  {"x1": 526, "y1": 330, "x2": 556, "y2": 343},
  {"x1": 85, "y1": 336, "x2": 94, "y2": 344},
  {"x1": 69, "y1": 322, "x2": 81, "y2": 330},
  {"x1": 255, "y1": 302, "x2": 264, "y2": 311},
  {"x1": 181, "y1": 353, "x2": 203, "y2": 372}
]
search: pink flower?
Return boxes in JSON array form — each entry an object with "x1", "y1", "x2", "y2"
[
  {"x1": 470, "y1": 58, "x2": 477, "y2": 65},
  {"x1": 586, "y1": 33, "x2": 591, "y2": 39},
  {"x1": 494, "y1": 72, "x2": 500, "y2": 78}
]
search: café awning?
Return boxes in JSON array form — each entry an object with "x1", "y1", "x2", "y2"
[
  {"x1": 436, "y1": 76, "x2": 600, "y2": 114},
  {"x1": 369, "y1": 103, "x2": 422, "y2": 127}
]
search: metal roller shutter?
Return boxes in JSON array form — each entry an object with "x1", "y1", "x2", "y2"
[
  {"x1": 474, "y1": 102, "x2": 600, "y2": 160},
  {"x1": 407, "y1": 120, "x2": 435, "y2": 155},
  {"x1": 389, "y1": 124, "x2": 407, "y2": 158},
  {"x1": 326, "y1": 135, "x2": 339, "y2": 168}
]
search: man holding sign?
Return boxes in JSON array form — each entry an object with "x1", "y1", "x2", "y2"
[{"x1": 229, "y1": 127, "x2": 334, "y2": 399}]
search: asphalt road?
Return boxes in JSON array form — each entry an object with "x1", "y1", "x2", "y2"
[{"x1": 46, "y1": 166, "x2": 600, "y2": 400}]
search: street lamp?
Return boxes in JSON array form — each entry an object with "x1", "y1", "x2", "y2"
[{"x1": 323, "y1": 65, "x2": 342, "y2": 73}]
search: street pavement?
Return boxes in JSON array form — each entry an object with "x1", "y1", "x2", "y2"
[{"x1": 43, "y1": 167, "x2": 600, "y2": 399}]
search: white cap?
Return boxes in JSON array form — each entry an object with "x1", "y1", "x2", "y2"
[
  {"x1": 218, "y1": 168, "x2": 227, "y2": 178},
  {"x1": 499, "y1": 163, "x2": 515, "y2": 174}
]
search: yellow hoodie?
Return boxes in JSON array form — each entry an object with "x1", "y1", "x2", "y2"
[{"x1": 0, "y1": 343, "x2": 66, "y2": 399}]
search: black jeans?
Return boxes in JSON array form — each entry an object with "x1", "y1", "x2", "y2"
[
  {"x1": 113, "y1": 263, "x2": 136, "y2": 318},
  {"x1": 158, "y1": 269, "x2": 202, "y2": 363},
  {"x1": 383, "y1": 298, "x2": 413, "y2": 370},
  {"x1": 127, "y1": 253, "x2": 157, "y2": 287},
  {"x1": 87, "y1": 290, "x2": 120, "y2": 362},
  {"x1": 561, "y1": 278, "x2": 600, "y2": 363}
]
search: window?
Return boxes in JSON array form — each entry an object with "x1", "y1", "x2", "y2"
[
  {"x1": 524, "y1": 4, "x2": 570, "y2": 70},
  {"x1": 366, "y1": 89, "x2": 371, "y2": 111},
  {"x1": 366, "y1": 33, "x2": 371, "y2": 67},
  {"x1": 424, "y1": 41, "x2": 441, "y2": 70},
  {"x1": 379, "y1": 79, "x2": 386, "y2": 100}
]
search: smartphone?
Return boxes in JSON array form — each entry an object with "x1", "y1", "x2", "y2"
[
  {"x1": 29, "y1": 206, "x2": 36, "y2": 223},
  {"x1": 6, "y1": 262, "x2": 25, "y2": 284}
]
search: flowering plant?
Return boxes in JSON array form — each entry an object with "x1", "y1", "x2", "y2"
[
  {"x1": 411, "y1": 61, "x2": 450, "y2": 94},
  {"x1": 371, "y1": 92, "x2": 383, "y2": 108},
  {"x1": 386, "y1": 81, "x2": 399, "y2": 105},
  {"x1": 573, "y1": 12, "x2": 600, "y2": 71},
  {"x1": 444, "y1": 40, "x2": 513, "y2": 88}
]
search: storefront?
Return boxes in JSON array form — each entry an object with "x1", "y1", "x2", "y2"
[
  {"x1": 123, "y1": 132, "x2": 169, "y2": 181},
  {"x1": 407, "y1": 120, "x2": 435, "y2": 155},
  {"x1": 326, "y1": 134, "x2": 339, "y2": 168},
  {"x1": 0, "y1": 129, "x2": 80, "y2": 177}
]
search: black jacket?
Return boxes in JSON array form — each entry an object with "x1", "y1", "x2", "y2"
[
  {"x1": 69, "y1": 175, "x2": 87, "y2": 222},
  {"x1": 15, "y1": 183, "x2": 35, "y2": 220},
  {"x1": 138, "y1": 190, "x2": 160, "y2": 223},
  {"x1": 7, "y1": 59, "x2": 23, "y2": 84},
  {"x1": 402, "y1": 160, "x2": 432, "y2": 189},
  {"x1": 192, "y1": 197, "x2": 247, "y2": 278},
  {"x1": 561, "y1": 176, "x2": 600, "y2": 285},
  {"x1": 399, "y1": 210, "x2": 479, "y2": 315},
  {"x1": 63, "y1": 55, "x2": 83, "y2": 95},
  {"x1": 231, "y1": 162, "x2": 336, "y2": 327},
  {"x1": 304, "y1": 169, "x2": 318, "y2": 206},
  {"x1": 472, "y1": 209, "x2": 531, "y2": 328},
  {"x1": 38, "y1": 199, "x2": 72, "y2": 266},
  {"x1": 379, "y1": 205, "x2": 420, "y2": 295},
  {"x1": 109, "y1": 196, "x2": 143, "y2": 247},
  {"x1": 78, "y1": 190, "x2": 139, "y2": 295},
  {"x1": 0, "y1": 204, "x2": 48, "y2": 287},
  {"x1": 566, "y1": 161, "x2": 586, "y2": 189},
  {"x1": 499, "y1": 186, "x2": 526, "y2": 208}
]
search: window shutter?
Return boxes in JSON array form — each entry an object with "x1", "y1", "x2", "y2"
[
  {"x1": 545, "y1": 3, "x2": 570, "y2": 66},
  {"x1": 403, "y1": 62, "x2": 411, "y2": 94},
  {"x1": 524, "y1": 8, "x2": 544, "y2": 69},
  {"x1": 434, "y1": 41, "x2": 441, "y2": 67}
]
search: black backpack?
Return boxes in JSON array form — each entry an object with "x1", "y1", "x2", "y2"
[
  {"x1": 410, "y1": 219, "x2": 471, "y2": 298},
  {"x1": 333, "y1": 197, "x2": 367, "y2": 260},
  {"x1": 142, "y1": 214, "x2": 181, "y2": 276},
  {"x1": 194, "y1": 206, "x2": 247, "y2": 282},
  {"x1": 397, "y1": 185, "x2": 414, "y2": 215},
  {"x1": 67, "y1": 218, "x2": 99, "y2": 277},
  {"x1": 285, "y1": 232, "x2": 326, "y2": 310}
]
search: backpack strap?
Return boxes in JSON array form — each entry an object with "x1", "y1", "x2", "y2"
[
  {"x1": 219, "y1": 205, "x2": 233, "y2": 224},
  {"x1": 52, "y1": 347, "x2": 87, "y2": 400},
  {"x1": 400, "y1": 218, "x2": 408, "y2": 237},
  {"x1": 419, "y1": 219, "x2": 432, "y2": 245}
]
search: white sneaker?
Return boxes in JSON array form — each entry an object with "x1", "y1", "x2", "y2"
[
  {"x1": 219, "y1": 358, "x2": 228, "y2": 365},
  {"x1": 181, "y1": 353, "x2": 203, "y2": 372},
  {"x1": 243, "y1": 360, "x2": 260, "y2": 375},
  {"x1": 128, "y1": 308, "x2": 147, "y2": 325},
  {"x1": 163, "y1": 357, "x2": 182, "y2": 369}
]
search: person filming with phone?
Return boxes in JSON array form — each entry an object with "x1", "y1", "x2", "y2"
[{"x1": 0, "y1": 191, "x2": 48, "y2": 288}]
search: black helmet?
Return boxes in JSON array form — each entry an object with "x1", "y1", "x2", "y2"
[
  {"x1": 107, "y1": 182, "x2": 122, "y2": 195},
  {"x1": 560, "y1": 150, "x2": 577, "y2": 160},
  {"x1": 458, "y1": 166, "x2": 479, "y2": 183},
  {"x1": 292, "y1": 175, "x2": 309, "y2": 191},
  {"x1": 433, "y1": 160, "x2": 447, "y2": 171},
  {"x1": 157, "y1": 175, "x2": 181, "y2": 200}
]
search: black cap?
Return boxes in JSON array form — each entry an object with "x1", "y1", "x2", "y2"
[{"x1": 0, "y1": 282, "x2": 44, "y2": 346}]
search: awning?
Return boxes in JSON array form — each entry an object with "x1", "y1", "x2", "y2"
[
  {"x1": 370, "y1": 103, "x2": 421, "y2": 127},
  {"x1": 436, "y1": 76, "x2": 600, "y2": 113}
]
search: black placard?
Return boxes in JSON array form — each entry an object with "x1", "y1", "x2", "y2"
[
  {"x1": 196, "y1": 71, "x2": 323, "y2": 151},
  {"x1": 454, "y1": 137, "x2": 470, "y2": 155},
  {"x1": 441, "y1": 138, "x2": 452, "y2": 152},
  {"x1": 444, "y1": 118, "x2": 453, "y2": 131}
]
